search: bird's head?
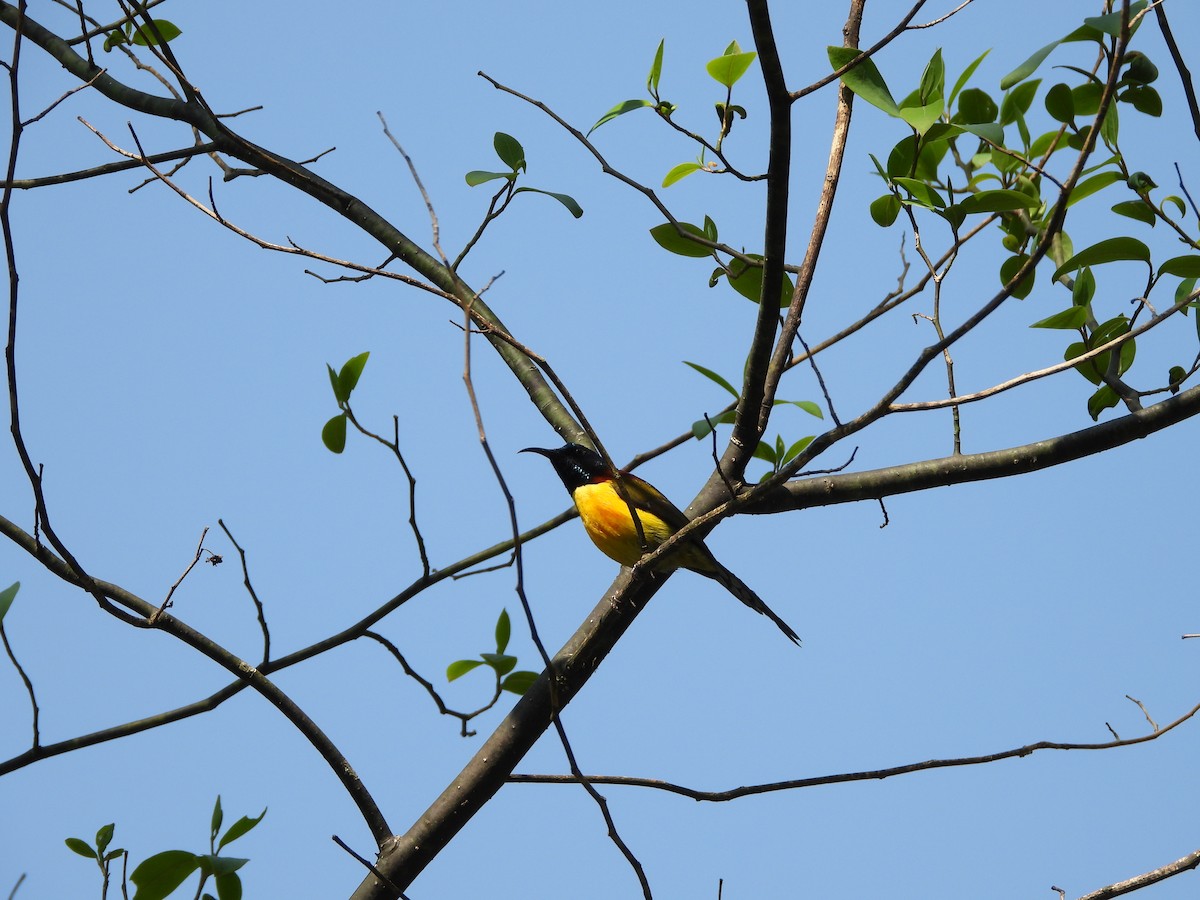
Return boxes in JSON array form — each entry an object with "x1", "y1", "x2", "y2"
[{"x1": 520, "y1": 443, "x2": 611, "y2": 492}]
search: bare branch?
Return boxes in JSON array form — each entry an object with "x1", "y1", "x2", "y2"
[
  {"x1": 0, "y1": 616, "x2": 38, "y2": 747},
  {"x1": 149, "y1": 526, "x2": 210, "y2": 625},
  {"x1": 217, "y1": 519, "x2": 272, "y2": 665},
  {"x1": 1075, "y1": 846, "x2": 1200, "y2": 900},
  {"x1": 377, "y1": 111, "x2": 447, "y2": 265},
  {"x1": 509, "y1": 694, "x2": 1200, "y2": 800}
]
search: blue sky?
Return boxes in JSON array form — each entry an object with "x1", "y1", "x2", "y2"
[{"x1": 1, "y1": 1, "x2": 1198, "y2": 898}]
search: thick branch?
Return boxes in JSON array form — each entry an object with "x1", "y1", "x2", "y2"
[
  {"x1": 724, "y1": 0, "x2": 790, "y2": 477},
  {"x1": 747, "y1": 383, "x2": 1200, "y2": 513},
  {"x1": 349, "y1": 569, "x2": 670, "y2": 899}
]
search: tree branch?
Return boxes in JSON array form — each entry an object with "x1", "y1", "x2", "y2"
[{"x1": 508, "y1": 694, "x2": 1200, "y2": 799}]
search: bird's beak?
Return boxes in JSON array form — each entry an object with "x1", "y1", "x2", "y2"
[{"x1": 520, "y1": 447, "x2": 553, "y2": 457}]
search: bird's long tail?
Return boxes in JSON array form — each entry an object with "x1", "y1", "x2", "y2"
[{"x1": 705, "y1": 564, "x2": 801, "y2": 645}]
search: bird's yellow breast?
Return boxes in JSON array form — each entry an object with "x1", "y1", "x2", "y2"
[{"x1": 572, "y1": 481, "x2": 674, "y2": 567}]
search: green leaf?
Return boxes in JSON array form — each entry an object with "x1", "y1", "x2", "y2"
[
  {"x1": 1087, "y1": 384, "x2": 1120, "y2": 420},
  {"x1": 662, "y1": 162, "x2": 704, "y2": 187},
  {"x1": 1169, "y1": 366, "x2": 1187, "y2": 393},
  {"x1": 1000, "y1": 254, "x2": 1035, "y2": 300},
  {"x1": 892, "y1": 177, "x2": 945, "y2": 208},
  {"x1": 957, "y1": 122, "x2": 1004, "y2": 146},
  {"x1": 959, "y1": 190, "x2": 1040, "y2": 214},
  {"x1": 649, "y1": 222, "x2": 712, "y2": 258},
  {"x1": 102, "y1": 29, "x2": 126, "y2": 52},
  {"x1": 753, "y1": 440, "x2": 778, "y2": 464},
  {"x1": 65, "y1": 837, "x2": 96, "y2": 859},
  {"x1": 130, "y1": 850, "x2": 200, "y2": 900},
  {"x1": 215, "y1": 872, "x2": 243, "y2": 900},
  {"x1": 1175, "y1": 277, "x2": 1197, "y2": 308},
  {"x1": 196, "y1": 856, "x2": 248, "y2": 879},
  {"x1": 647, "y1": 40, "x2": 665, "y2": 95},
  {"x1": 1000, "y1": 79, "x2": 1040, "y2": 126},
  {"x1": 1044, "y1": 82, "x2": 1075, "y2": 122},
  {"x1": 691, "y1": 410, "x2": 736, "y2": 440},
  {"x1": 870, "y1": 194, "x2": 901, "y2": 227},
  {"x1": 702, "y1": 215, "x2": 718, "y2": 242},
  {"x1": 495, "y1": 608, "x2": 511, "y2": 654},
  {"x1": 1110, "y1": 200, "x2": 1156, "y2": 225},
  {"x1": 727, "y1": 254, "x2": 794, "y2": 306},
  {"x1": 501, "y1": 671, "x2": 538, "y2": 695},
  {"x1": 1100, "y1": 101, "x2": 1120, "y2": 146},
  {"x1": 940, "y1": 204, "x2": 966, "y2": 231},
  {"x1": 480, "y1": 652, "x2": 516, "y2": 677},
  {"x1": 1001, "y1": 40, "x2": 1060, "y2": 90},
  {"x1": 1158, "y1": 256, "x2": 1200, "y2": 278},
  {"x1": 96, "y1": 823, "x2": 115, "y2": 855},
  {"x1": 955, "y1": 88, "x2": 998, "y2": 124},
  {"x1": 1032, "y1": 306, "x2": 1089, "y2": 329},
  {"x1": 447, "y1": 659, "x2": 484, "y2": 681},
  {"x1": 918, "y1": 49, "x2": 945, "y2": 104},
  {"x1": 1123, "y1": 51, "x2": 1159, "y2": 85},
  {"x1": 493, "y1": 132, "x2": 526, "y2": 172},
  {"x1": 1072, "y1": 81, "x2": 1104, "y2": 116},
  {"x1": 321, "y1": 414, "x2": 347, "y2": 454},
  {"x1": 1066, "y1": 171, "x2": 1124, "y2": 207},
  {"x1": 0, "y1": 581, "x2": 17, "y2": 622},
  {"x1": 1084, "y1": 1, "x2": 1149, "y2": 38},
  {"x1": 130, "y1": 19, "x2": 182, "y2": 47},
  {"x1": 337, "y1": 352, "x2": 369, "y2": 400},
  {"x1": 1162, "y1": 195, "x2": 1187, "y2": 218},
  {"x1": 1121, "y1": 85, "x2": 1162, "y2": 116},
  {"x1": 326, "y1": 363, "x2": 342, "y2": 403},
  {"x1": 781, "y1": 399, "x2": 823, "y2": 419},
  {"x1": 706, "y1": 49, "x2": 756, "y2": 88},
  {"x1": 464, "y1": 170, "x2": 514, "y2": 187},
  {"x1": 828, "y1": 46, "x2": 900, "y2": 116},
  {"x1": 898, "y1": 98, "x2": 943, "y2": 135},
  {"x1": 886, "y1": 135, "x2": 917, "y2": 178},
  {"x1": 210, "y1": 797, "x2": 223, "y2": 844},
  {"x1": 782, "y1": 436, "x2": 815, "y2": 465},
  {"x1": 1053, "y1": 236, "x2": 1151, "y2": 280},
  {"x1": 587, "y1": 99, "x2": 654, "y2": 136},
  {"x1": 217, "y1": 809, "x2": 266, "y2": 851},
  {"x1": 1072, "y1": 267, "x2": 1096, "y2": 307},
  {"x1": 948, "y1": 49, "x2": 990, "y2": 107},
  {"x1": 1092, "y1": 315, "x2": 1136, "y2": 376},
  {"x1": 512, "y1": 187, "x2": 584, "y2": 218},
  {"x1": 683, "y1": 361, "x2": 739, "y2": 398},
  {"x1": 1028, "y1": 130, "x2": 1065, "y2": 159}
]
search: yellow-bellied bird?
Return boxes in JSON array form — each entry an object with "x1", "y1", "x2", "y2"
[{"x1": 522, "y1": 443, "x2": 799, "y2": 645}]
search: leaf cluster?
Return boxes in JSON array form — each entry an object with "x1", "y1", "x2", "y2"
[
  {"x1": 65, "y1": 798, "x2": 265, "y2": 900},
  {"x1": 446, "y1": 609, "x2": 538, "y2": 696}
]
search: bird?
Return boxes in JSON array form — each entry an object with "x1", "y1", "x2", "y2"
[{"x1": 521, "y1": 443, "x2": 800, "y2": 645}]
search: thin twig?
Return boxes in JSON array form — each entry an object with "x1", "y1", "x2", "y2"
[
  {"x1": 332, "y1": 835, "x2": 408, "y2": 900},
  {"x1": 0, "y1": 141, "x2": 221, "y2": 189},
  {"x1": 149, "y1": 527, "x2": 209, "y2": 625},
  {"x1": 1125, "y1": 695, "x2": 1159, "y2": 732},
  {"x1": 891, "y1": 287, "x2": 1199, "y2": 411},
  {"x1": 1154, "y1": 3, "x2": 1200, "y2": 143},
  {"x1": 0, "y1": 617, "x2": 38, "y2": 747},
  {"x1": 216, "y1": 519, "x2": 271, "y2": 665},
  {"x1": 377, "y1": 111, "x2": 447, "y2": 265}
]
